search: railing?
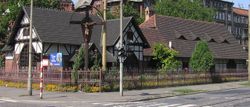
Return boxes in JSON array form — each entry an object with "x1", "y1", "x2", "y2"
[
  {"x1": 0, "y1": 68, "x2": 102, "y2": 85},
  {"x1": 0, "y1": 68, "x2": 248, "y2": 90},
  {"x1": 103, "y1": 69, "x2": 248, "y2": 90}
]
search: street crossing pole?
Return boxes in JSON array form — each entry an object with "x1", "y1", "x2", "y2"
[
  {"x1": 40, "y1": 64, "x2": 44, "y2": 99},
  {"x1": 119, "y1": 0, "x2": 123, "y2": 96},
  {"x1": 28, "y1": 0, "x2": 33, "y2": 96}
]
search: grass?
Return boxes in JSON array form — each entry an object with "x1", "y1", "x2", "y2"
[
  {"x1": 240, "y1": 81, "x2": 250, "y2": 87},
  {"x1": 173, "y1": 88, "x2": 207, "y2": 95}
]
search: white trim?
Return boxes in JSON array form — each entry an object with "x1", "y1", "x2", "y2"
[
  {"x1": 32, "y1": 42, "x2": 43, "y2": 53},
  {"x1": 15, "y1": 43, "x2": 25, "y2": 54}
]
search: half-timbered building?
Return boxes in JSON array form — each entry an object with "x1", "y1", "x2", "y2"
[{"x1": 2, "y1": 7, "x2": 149, "y2": 72}]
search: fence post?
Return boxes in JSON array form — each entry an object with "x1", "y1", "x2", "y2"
[
  {"x1": 60, "y1": 69, "x2": 63, "y2": 85},
  {"x1": 157, "y1": 72, "x2": 159, "y2": 87},
  {"x1": 99, "y1": 70, "x2": 102, "y2": 93},
  {"x1": 140, "y1": 73, "x2": 143, "y2": 89}
]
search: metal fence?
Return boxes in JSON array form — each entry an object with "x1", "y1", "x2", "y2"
[
  {"x1": 0, "y1": 68, "x2": 248, "y2": 90},
  {"x1": 0, "y1": 67, "x2": 102, "y2": 85}
]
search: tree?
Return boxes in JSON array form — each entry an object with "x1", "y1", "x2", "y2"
[
  {"x1": 153, "y1": 43, "x2": 181, "y2": 72},
  {"x1": 123, "y1": 3, "x2": 144, "y2": 24},
  {"x1": 0, "y1": 0, "x2": 60, "y2": 45},
  {"x1": 189, "y1": 41, "x2": 214, "y2": 72},
  {"x1": 72, "y1": 46, "x2": 84, "y2": 84},
  {"x1": 107, "y1": 2, "x2": 144, "y2": 24},
  {"x1": 154, "y1": 0, "x2": 215, "y2": 22}
]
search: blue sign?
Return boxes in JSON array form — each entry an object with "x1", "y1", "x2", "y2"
[{"x1": 50, "y1": 53, "x2": 63, "y2": 67}]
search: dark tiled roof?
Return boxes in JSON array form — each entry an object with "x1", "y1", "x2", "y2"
[
  {"x1": 24, "y1": 7, "x2": 133, "y2": 46},
  {"x1": 24, "y1": 7, "x2": 102, "y2": 45},
  {"x1": 141, "y1": 15, "x2": 247, "y2": 60}
]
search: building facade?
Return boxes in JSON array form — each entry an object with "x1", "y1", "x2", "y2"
[
  {"x1": 232, "y1": 7, "x2": 248, "y2": 46},
  {"x1": 203, "y1": 0, "x2": 234, "y2": 33},
  {"x1": 203, "y1": 0, "x2": 248, "y2": 45}
]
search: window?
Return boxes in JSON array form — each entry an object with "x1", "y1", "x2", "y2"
[
  {"x1": 228, "y1": 14, "x2": 231, "y2": 21},
  {"x1": 23, "y1": 28, "x2": 29, "y2": 36},
  {"x1": 228, "y1": 26, "x2": 231, "y2": 33},
  {"x1": 127, "y1": 31, "x2": 133, "y2": 42}
]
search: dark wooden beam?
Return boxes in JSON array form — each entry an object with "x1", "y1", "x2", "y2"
[
  {"x1": 44, "y1": 43, "x2": 52, "y2": 53},
  {"x1": 63, "y1": 44, "x2": 70, "y2": 55}
]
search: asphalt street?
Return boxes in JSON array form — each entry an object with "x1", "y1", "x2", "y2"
[{"x1": 1, "y1": 87, "x2": 250, "y2": 107}]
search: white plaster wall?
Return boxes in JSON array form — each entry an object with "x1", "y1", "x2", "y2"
[
  {"x1": 14, "y1": 42, "x2": 42, "y2": 54},
  {"x1": 14, "y1": 43, "x2": 24, "y2": 54},
  {"x1": 32, "y1": 42, "x2": 42, "y2": 53},
  {"x1": 16, "y1": 16, "x2": 37, "y2": 40},
  {"x1": 21, "y1": 15, "x2": 29, "y2": 24},
  {"x1": 15, "y1": 28, "x2": 37, "y2": 40}
]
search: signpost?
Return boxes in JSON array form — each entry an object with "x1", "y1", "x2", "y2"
[{"x1": 49, "y1": 53, "x2": 63, "y2": 67}]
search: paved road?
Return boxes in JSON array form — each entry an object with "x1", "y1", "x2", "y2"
[{"x1": 1, "y1": 87, "x2": 250, "y2": 107}]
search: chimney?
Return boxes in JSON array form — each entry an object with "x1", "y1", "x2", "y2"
[
  {"x1": 169, "y1": 41, "x2": 172, "y2": 49},
  {"x1": 145, "y1": 7, "x2": 154, "y2": 21}
]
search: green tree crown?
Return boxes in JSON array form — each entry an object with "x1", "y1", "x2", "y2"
[
  {"x1": 154, "y1": 0, "x2": 215, "y2": 22},
  {"x1": 189, "y1": 40, "x2": 214, "y2": 72},
  {"x1": 0, "y1": 0, "x2": 60, "y2": 45},
  {"x1": 153, "y1": 43, "x2": 181, "y2": 72},
  {"x1": 72, "y1": 46, "x2": 84, "y2": 84}
]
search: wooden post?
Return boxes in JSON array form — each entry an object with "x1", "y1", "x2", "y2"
[{"x1": 102, "y1": 0, "x2": 107, "y2": 72}]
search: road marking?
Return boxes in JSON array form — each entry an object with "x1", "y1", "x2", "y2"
[
  {"x1": 92, "y1": 103, "x2": 101, "y2": 105},
  {"x1": 0, "y1": 98, "x2": 18, "y2": 103}
]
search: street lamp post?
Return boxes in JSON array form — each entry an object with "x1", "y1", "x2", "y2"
[
  {"x1": 28, "y1": 0, "x2": 33, "y2": 96},
  {"x1": 119, "y1": 0, "x2": 124, "y2": 96}
]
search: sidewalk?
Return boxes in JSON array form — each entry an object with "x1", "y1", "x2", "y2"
[{"x1": 0, "y1": 81, "x2": 248, "y2": 103}]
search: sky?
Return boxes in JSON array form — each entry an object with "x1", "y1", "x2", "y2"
[
  {"x1": 72, "y1": 0, "x2": 250, "y2": 9},
  {"x1": 226, "y1": 0, "x2": 249, "y2": 9}
]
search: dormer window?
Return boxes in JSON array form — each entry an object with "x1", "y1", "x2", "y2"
[{"x1": 23, "y1": 28, "x2": 29, "y2": 36}]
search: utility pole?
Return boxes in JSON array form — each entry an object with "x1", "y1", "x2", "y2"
[
  {"x1": 102, "y1": 0, "x2": 107, "y2": 72},
  {"x1": 248, "y1": 4, "x2": 250, "y2": 81},
  {"x1": 119, "y1": 0, "x2": 123, "y2": 96},
  {"x1": 28, "y1": 0, "x2": 33, "y2": 96}
]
